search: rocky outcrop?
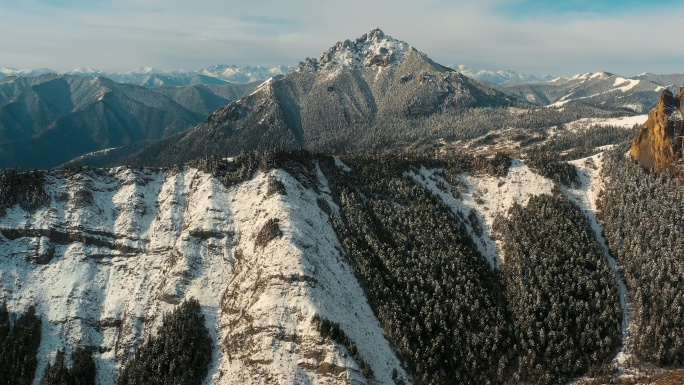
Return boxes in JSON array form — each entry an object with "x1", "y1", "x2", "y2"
[
  {"x1": 0, "y1": 166, "x2": 407, "y2": 385},
  {"x1": 630, "y1": 88, "x2": 684, "y2": 171}
]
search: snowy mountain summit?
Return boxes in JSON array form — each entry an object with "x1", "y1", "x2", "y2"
[
  {"x1": 119, "y1": 28, "x2": 515, "y2": 167},
  {"x1": 299, "y1": 28, "x2": 414, "y2": 71}
]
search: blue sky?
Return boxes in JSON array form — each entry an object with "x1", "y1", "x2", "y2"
[
  {"x1": 1, "y1": 0, "x2": 683, "y2": 77},
  {"x1": 501, "y1": 0, "x2": 684, "y2": 15}
]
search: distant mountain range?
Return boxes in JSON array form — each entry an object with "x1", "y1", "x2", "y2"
[
  {"x1": 2, "y1": 29, "x2": 684, "y2": 385},
  {"x1": 103, "y1": 28, "x2": 518, "y2": 167},
  {"x1": 0, "y1": 65, "x2": 294, "y2": 87},
  {"x1": 451, "y1": 65, "x2": 555, "y2": 84},
  {"x1": 69, "y1": 29, "x2": 675, "y2": 168},
  {"x1": 1, "y1": 64, "x2": 555, "y2": 87},
  {"x1": 0, "y1": 74, "x2": 257, "y2": 168},
  {"x1": 497, "y1": 71, "x2": 682, "y2": 113},
  {"x1": 3, "y1": 37, "x2": 683, "y2": 169}
]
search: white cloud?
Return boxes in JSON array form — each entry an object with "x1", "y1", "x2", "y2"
[{"x1": 1, "y1": 0, "x2": 683, "y2": 76}]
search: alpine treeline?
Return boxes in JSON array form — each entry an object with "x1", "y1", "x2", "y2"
[{"x1": 0, "y1": 169, "x2": 49, "y2": 215}]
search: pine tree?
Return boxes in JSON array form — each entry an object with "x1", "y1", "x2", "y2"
[
  {"x1": 117, "y1": 298, "x2": 212, "y2": 385},
  {"x1": 0, "y1": 305, "x2": 42, "y2": 385}
]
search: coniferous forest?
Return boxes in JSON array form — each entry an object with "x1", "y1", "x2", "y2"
[
  {"x1": 40, "y1": 348, "x2": 96, "y2": 385},
  {"x1": 0, "y1": 303, "x2": 42, "y2": 385},
  {"x1": 1, "y1": 145, "x2": 684, "y2": 384},
  {"x1": 0, "y1": 299, "x2": 211, "y2": 385},
  {"x1": 117, "y1": 298, "x2": 212, "y2": 385},
  {"x1": 598, "y1": 145, "x2": 684, "y2": 366},
  {"x1": 495, "y1": 193, "x2": 621, "y2": 382}
]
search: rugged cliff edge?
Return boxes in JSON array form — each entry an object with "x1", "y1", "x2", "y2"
[
  {"x1": 0, "y1": 166, "x2": 406, "y2": 385},
  {"x1": 630, "y1": 88, "x2": 684, "y2": 171}
]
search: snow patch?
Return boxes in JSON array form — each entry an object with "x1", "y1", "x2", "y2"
[
  {"x1": 566, "y1": 115, "x2": 647, "y2": 131},
  {"x1": 333, "y1": 156, "x2": 351, "y2": 172},
  {"x1": 613, "y1": 77, "x2": 640, "y2": 92},
  {"x1": 564, "y1": 153, "x2": 633, "y2": 370},
  {"x1": 413, "y1": 160, "x2": 554, "y2": 267}
]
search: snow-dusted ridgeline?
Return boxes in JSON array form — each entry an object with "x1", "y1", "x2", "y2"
[{"x1": 0, "y1": 167, "x2": 406, "y2": 385}]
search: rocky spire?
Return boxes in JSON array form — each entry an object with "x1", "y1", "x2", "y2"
[{"x1": 630, "y1": 88, "x2": 684, "y2": 171}]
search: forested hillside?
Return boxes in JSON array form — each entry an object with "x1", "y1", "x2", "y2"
[
  {"x1": 0, "y1": 74, "x2": 256, "y2": 168},
  {"x1": 0, "y1": 147, "x2": 681, "y2": 384},
  {"x1": 599, "y1": 145, "x2": 684, "y2": 366}
]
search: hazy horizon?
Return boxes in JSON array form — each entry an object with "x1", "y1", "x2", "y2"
[{"x1": 2, "y1": 0, "x2": 683, "y2": 78}]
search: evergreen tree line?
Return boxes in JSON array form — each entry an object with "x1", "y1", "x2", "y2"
[
  {"x1": 117, "y1": 298, "x2": 212, "y2": 385},
  {"x1": 0, "y1": 299, "x2": 211, "y2": 385},
  {"x1": 534, "y1": 124, "x2": 637, "y2": 160},
  {"x1": 40, "y1": 348, "x2": 96, "y2": 385},
  {"x1": 494, "y1": 192, "x2": 622, "y2": 383},
  {"x1": 0, "y1": 302, "x2": 42, "y2": 385},
  {"x1": 0, "y1": 168, "x2": 49, "y2": 215},
  {"x1": 319, "y1": 155, "x2": 514, "y2": 385},
  {"x1": 525, "y1": 150, "x2": 581, "y2": 187},
  {"x1": 598, "y1": 145, "x2": 684, "y2": 365},
  {"x1": 314, "y1": 152, "x2": 623, "y2": 384}
]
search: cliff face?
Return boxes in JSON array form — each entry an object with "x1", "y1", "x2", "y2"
[
  {"x1": 630, "y1": 88, "x2": 684, "y2": 171},
  {"x1": 0, "y1": 166, "x2": 406, "y2": 385}
]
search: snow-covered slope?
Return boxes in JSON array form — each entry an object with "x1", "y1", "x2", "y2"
[
  {"x1": 410, "y1": 160, "x2": 554, "y2": 269},
  {"x1": 0, "y1": 166, "x2": 406, "y2": 385},
  {"x1": 563, "y1": 153, "x2": 633, "y2": 370},
  {"x1": 565, "y1": 114, "x2": 647, "y2": 131},
  {"x1": 499, "y1": 71, "x2": 678, "y2": 113}
]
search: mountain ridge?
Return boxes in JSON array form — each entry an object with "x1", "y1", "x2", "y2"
[
  {"x1": 0, "y1": 74, "x2": 257, "y2": 168},
  {"x1": 113, "y1": 28, "x2": 517, "y2": 167},
  {"x1": 498, "y1": 71, "x2": 677, "y2": 113},
  {"x1": 0, "y1": 65, "x2": 294, "y2": 88},
  {"x1": 452, "y1": 65, "x2": 555, "y2": 84}
]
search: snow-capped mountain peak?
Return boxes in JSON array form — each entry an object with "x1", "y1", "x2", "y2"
[
  {"x1": 125, "y1": 66, "x2": 160, "y2": 75},
  {"x1": 68, "y1": 67, "x2": 104, "y2": 75},
  {"x1": 569, "y1": 71, "x2": 615, "y2": 82},
  {"x1": 0, "y1": 67, "x2": 55, "y2": 77},
  {"x1": 301, "y1": 28, "x2": 414, "y2": 72}
]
